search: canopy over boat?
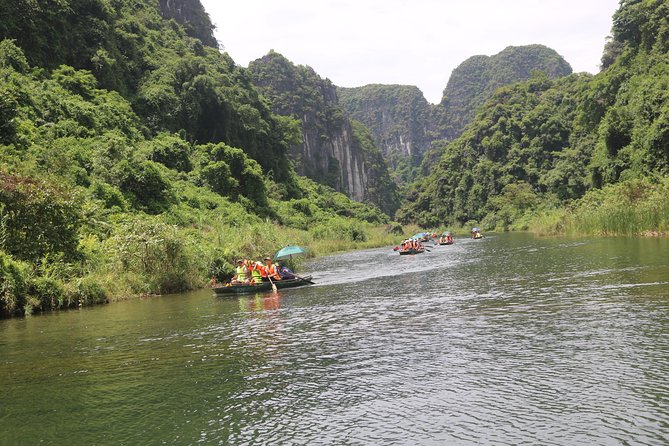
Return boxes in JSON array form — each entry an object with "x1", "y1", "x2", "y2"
[{"x1": 273, "y1": 245, "x2": 307, "y2": 260}]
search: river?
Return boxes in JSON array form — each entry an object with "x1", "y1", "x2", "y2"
[{"x1": 1, "y1": 233, "x2": 668, "y2": 445}]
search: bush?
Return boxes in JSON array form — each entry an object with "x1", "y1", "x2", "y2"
[
  {"x1": 28, "y1": 276, "x2": 65, "y2": 313},
  {"x1": 310, "y1": 217, "x2": 368, "y2": 242},
  {"x1": 0, "y1": 250, "x2": 29, "y2": 316},
  {"x1": 67, "y1": 276, "x2": 109, "y2": 307}
]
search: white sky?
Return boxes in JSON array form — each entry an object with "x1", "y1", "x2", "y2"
[{"x1": 200, "y1": 0, "x2": 621, "y2": 104}]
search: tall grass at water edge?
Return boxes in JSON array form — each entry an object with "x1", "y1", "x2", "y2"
[{"x1": 529, "y1": 178, "x2": 669, "y2": 236}]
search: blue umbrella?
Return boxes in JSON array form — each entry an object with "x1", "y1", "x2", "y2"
[{"x1": 273, "y1": 245, "x2": 307, "y2": 260}]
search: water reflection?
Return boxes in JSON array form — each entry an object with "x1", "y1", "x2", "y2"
[{"x1": 238, "y1": 292, "x2": 283, "y2": 313}]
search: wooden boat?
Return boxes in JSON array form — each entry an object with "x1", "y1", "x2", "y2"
[
  {"x1": 399, "y1": 248, "x2": 425, "y2": 255},
  {"x1": 212, "y1": 276, "x2": 313, "y2": 296}
]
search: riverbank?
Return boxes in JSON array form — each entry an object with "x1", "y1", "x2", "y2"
[
  {"x1": 0, "y1": 219, "x2": 420, "y2": 318},
  {"x1": 527, "y1": 178, "x2": 669, "y2": 237}
]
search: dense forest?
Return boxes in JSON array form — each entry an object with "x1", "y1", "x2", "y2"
[
  {"x1": 435, "y1": 45, "x2": 573, "y2": 141},
  {"x1": 400, "y1": 0, "x2": 669, "y2": 236},
  {"x1": 0, "y1": 0, "x2": 398, "y2": 316}
]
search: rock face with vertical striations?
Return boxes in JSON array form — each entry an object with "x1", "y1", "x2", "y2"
[
  {"x1": 248, "y1": 51, "x2": 399, "y2": 214},
  {"x1": 337, "y1": 84, "x2": 435, "y2": 185}
]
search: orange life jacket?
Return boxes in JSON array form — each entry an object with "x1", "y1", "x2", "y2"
[{"x1": 267, "y1": 264, "x2": 281, "y2": 280}]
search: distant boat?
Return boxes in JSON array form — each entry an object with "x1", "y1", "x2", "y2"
[
  {"x1": 399, "y1": 248, "x2": 425, "y2": 255},
  {"x1": 438, "y1": 231, "x2": 454, "y2": 245}
]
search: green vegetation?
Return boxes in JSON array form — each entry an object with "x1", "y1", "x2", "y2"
[
  {"x1": 338, "y1": 84, "x2": 435, "y2": 185},
  {"x1": 402, "y1": 1, "x2": 669, "y2": 236},
  {"x1": 435, "y1": 45, "x2": 573, "y2": 141},
  {"x1": 0, "y1": 1, "x2": 405, "y2": 318}
]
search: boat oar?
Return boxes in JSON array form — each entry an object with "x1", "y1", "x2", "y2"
[
  {"x1": 294, "y1": 274, "x2": 315, "y2": 284},
  {"x1": 267, "y1": 275, "x2": 278, "y2": 293}
]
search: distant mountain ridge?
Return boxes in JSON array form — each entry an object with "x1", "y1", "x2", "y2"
[
  {"x1": 436, "y1": 45, "x2": 573, "y2": 140},
  {"x1": 336, "y1": 45, "x2": 572, "y2": 185}
]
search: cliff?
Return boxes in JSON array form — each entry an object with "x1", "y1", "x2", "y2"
[
  {"x1": 337, "y1": 84, "x2": 435, "y2": 185},
  {"x1": 249, "y1": 51, "x2": 399, "y2": 214},
  {"x1": 158, "y1": 0, "x2": 218, "y2": 47}
]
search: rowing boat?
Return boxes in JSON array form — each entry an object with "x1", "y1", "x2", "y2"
[
  {"x1": 399, "y1": 248, "x2": 425, "y2": 255},
  {"x1": 212, "y1": 276, "x2": 313, "y2": 296}
]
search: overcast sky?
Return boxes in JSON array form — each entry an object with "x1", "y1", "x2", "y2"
[{"x1": 200, "y1": 0, "x2": 621, "y2": 104}]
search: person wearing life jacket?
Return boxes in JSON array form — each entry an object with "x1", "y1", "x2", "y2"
[
  {"x1": 249, "y1": 260, "x2": 264, "y2": 284},
  {"x1": 263, "y1": 256, "x2": 282, "y2": 281},
  {"x1": 231, "y1": 259, "x2": 249, "y2": 284}
]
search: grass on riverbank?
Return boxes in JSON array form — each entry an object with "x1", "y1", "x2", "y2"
[
  {"x1": 0, "y1": 214, "x2": 417, "y2": 317},
  {"x1": 528, "y1": 178, "x2": 669, "y2": 236}
]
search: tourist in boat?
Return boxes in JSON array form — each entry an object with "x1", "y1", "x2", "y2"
[
  {"x1": 278, "y1": 264, "x2": 296, "y2": 279},
  {"x1": 231, "y1": 259, "x2": 249, "y2": 284},
  {"x1": 263, "y1": 256, "x2": 282, "y2": 281},
  {"x1": 249, "y1": 260, "x2": 264, "y2": 284}
]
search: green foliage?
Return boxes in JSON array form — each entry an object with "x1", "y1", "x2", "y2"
[
  {"x1": 436, "y1": 45, "x2": 573, "y2": 141},
  {"x1": 403, "y1": 3, "x2": 669, "y2": 233},
  {"x1": 0, "y1": 250, "x2": 30, "y2": 316},
  {"x1": 338, "y1": 84, "x2": 433, "y2": 185},
  {"x1": 0, "y1": 173, "x2": 83, "y2": 262},
  {"x1": 530, "y1": 177, "x2": 669, "y2": 236},
  {"x1": 349, "y1": 120, "x2": 401, "y2": 216},
  {"x1": 115, "y1": 160, "x2": 174, "y2": 214},
  {"x1": 310, "y1": 217, "x2": 367, "y2": 242},
  {"x1": 248, "y1": 51, "x2": 399, "y2": 212},
  {"x1": 196, "y1": 142, "x2": 269, "y2": 212},
  {"x1": 105, "y1": 220, "x2": 198, "y2": 294},
  {"x1": 0, "y1": 29, "x2": 397, "y2": 317}
]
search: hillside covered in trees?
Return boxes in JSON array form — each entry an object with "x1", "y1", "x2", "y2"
[
  {"x1": 0, "y1": 0, "x2": 397, "y2": 316},
  {"x1": 435, "y1": 45, "x2": 573, "y2": 141},
  {"x1": 399, "y1": 0, "x2": 669, "y2": 236}
]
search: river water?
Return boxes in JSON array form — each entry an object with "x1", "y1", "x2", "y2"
[{"x1": 1, "y1": 233, "x2": 668, "y2": 445}]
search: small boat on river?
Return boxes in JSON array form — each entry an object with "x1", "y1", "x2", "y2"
[
  {"x1": 438, "y1": 231, "x2": 454, "y2": 245},
  {"x1": 399, "y1": 248, "x2": 425, "y2": 255},
  {"x1": 212, "y1": 276, "x2": 313, "y2": 296}
]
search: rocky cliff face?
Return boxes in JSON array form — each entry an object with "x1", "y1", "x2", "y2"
[
  {"x1": 248, "y1": 51, "x2": 399, "y2": 214},
  {"x1": 337, "y1": 84, "x2": 434, "y2": 184}
]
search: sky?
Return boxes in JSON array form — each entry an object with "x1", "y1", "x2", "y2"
[{"x1": 200, "y1": 0, "x2": 621, "y2": 104}]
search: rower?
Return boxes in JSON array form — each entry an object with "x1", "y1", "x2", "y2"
[
  {"x1": 249, "y1": 260, "x2": 264, "y2": 284},
  {"x1": 264, "y1": 256, "x2": 282, "y2": 281}
]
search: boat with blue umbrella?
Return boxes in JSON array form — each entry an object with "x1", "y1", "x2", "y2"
[{"x1": 213, "y1": 245, "x2": 314, "y2": 296}]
